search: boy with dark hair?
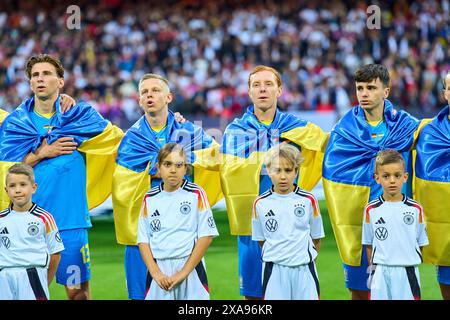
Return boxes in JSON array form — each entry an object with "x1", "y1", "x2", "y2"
[
  {"x1": 362, "y1": 150, "x2": 428, "y2": 300},
  {"x1": 323, "y1": 64, "x2": 420, "y2": 299}
]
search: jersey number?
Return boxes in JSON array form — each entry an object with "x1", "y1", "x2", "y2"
[{"x1": 80, "y1": 244, "x2": 91, "y2": 264}]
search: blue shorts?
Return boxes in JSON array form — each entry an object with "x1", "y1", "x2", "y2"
[
  {"x1": 238, "y1": 235, "x2": 262, "y2": 298},
  {"x1": 343, "y1": 245, "x2": 369, "y2": 291},
  {"x1": 437, "y1": 266, "x2": 450, "y2": 285},
  {"x1": 56, "y1": 228, "x2": 91, "y2": 286},
  {"x1": 124, "y1": 245, "x2": 148, "y2": 300}
]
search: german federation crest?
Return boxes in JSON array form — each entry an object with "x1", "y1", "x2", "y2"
[
  {"x1": 294, "y1": 205, "x2": 305, "y2": 218},
  {"x1": 28, "y1": 225, "x2": 39, "y2": 236},
  {"x1": 403, "y1": 212, "x2": 414, "y2": 225}
]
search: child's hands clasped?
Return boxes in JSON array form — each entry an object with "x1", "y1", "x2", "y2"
[{"x1": 167, "y1": 270, "x2": 188, "y2": 291}]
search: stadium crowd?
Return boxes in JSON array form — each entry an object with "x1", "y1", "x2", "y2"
[{"x1": 0, "y1": 0, "x2": 449, "y2": 128}]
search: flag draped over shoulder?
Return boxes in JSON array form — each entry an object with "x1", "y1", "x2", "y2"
[
  {"x1": 0, "y1": 109, "x2": 7, "y2": 126},
  {"x1": 220, "y1": 105, "x2": 327, "y2": 235},
  {"x1": 0, "y1": 97, "x2": 123, "y2": 210},
  {"x1": 112, "y1": 111, "x2": 222, "y2": 245},
  {"x1": 323, "y1": 99, "x2": 420, "y2": 266},
  {"x1": 415, "y1": 106, "x2": 450, "y2": 266}
]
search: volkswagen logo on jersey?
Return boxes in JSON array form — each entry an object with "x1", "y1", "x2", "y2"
[
  {"x1": 27, "y1": 224, "x2": 39, "y2": 236},
  {"x1": 294, "y1": 204, "x2": 305, "y2": 218},
  {"x1": 375, "y1": 227, "x2": 388, "y2": 241},
  {"x1": 1, "y1": 236, "x2": 10, "y2": 249},
  {"x1": 150, "y1": 219, "x2": 161, "y2": 232},
  {"x1": 403, "y1": 212, "x2": 414, "y2": 225},
  {"x1": 265, "y1": 219, "x2": 278, "y2": 232},
  {"x1": 207, "y1": 217, "x2": 215, "y2": 228},
  {"x1": 180, "y1": 202, "x2": 191, "y2": 215}
]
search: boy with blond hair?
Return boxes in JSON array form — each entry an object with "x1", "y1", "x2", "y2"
[{"x1": 252, "y1": 143, "x2": 324, "y2": 300}]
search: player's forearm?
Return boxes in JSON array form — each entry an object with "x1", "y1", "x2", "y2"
[
  {"x1": 180, "y1": 236, "x2": 213, "y2": 278},
  {"x1": 47, "y1": 253, "x2": 61, "y2": 285},
  {"x1": 138, "y1": 243, "x2": 161, "y2": 276}
]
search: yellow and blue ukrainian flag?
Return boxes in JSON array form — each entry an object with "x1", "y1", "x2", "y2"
[
  {"x1": 0, "y1": 96, "x2": 123, "y2": 211},
  {"x1": 415, "y1": 105, "x2": 450, "y2": 266},
  {"x1": 323, "y1": 100, "x2": 420, "y2": 266},
  {"x1": 219, "y1": 105, "x2": 327, "y2": 235},
  {"x1": 112, "y1": 110, "x2": 222, "y2": 245}
]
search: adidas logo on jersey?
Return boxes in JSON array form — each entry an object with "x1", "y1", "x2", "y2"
[
  {"x1": 151, "y1": 210, "x2": 161, "y2": 217},
  {"x1": 0, "y1": 227, "x2": 9, "y2": 234},
  {"x1": 375, "y1": 217, "x2": 386, "y2": 224},
  {"x1": 265, "y1": 210, "x2": 275, "y2": 217}
]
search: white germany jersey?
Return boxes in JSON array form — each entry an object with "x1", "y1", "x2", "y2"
[
  {"x1": 252, "y1": 186, "x2": 325, "y2": 267},
  {"x1": 137, "y1": 180, "x2": 219, "y2": 259},
  {"x1": 0, "y1": 203, "x2": 64, "y2": 268},
  {"x1": 362, "y1": 195, "x2": 429, "y2": 266}
]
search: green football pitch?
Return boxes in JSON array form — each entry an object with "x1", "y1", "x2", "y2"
[{"x1": 49, "y1": 201, "x2": 443, "y2": 300}]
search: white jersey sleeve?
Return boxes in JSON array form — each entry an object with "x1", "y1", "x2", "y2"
[
  {"x1": 137, "y1": 195, "x2": 151, "y2": 244},
  {"x1": 416, "y1": 207, "x2": 429, "y2": 247},
  {"x1": 196, "y1": 188, "x2": 219, "y2": 239},
  {"x1": 251, "y1": 200, "x2": 265, "y2": 241},
  {"x1": 361, "y1": 206, "x2": 373, "y2": 245},
  {"x1": 45, "y1": 214, "x2": 64, "y2": 254},
  {"x1": 308, "y1": 196, "x2": 325, "y2": 239}
]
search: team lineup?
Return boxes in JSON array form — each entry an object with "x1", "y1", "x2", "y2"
[{"x1": 0, "y1": 54, "x2": 448, "y2": 300}]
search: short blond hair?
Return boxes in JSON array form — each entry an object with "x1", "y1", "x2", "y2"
[
  {"x1": 375, "y1": 149, "x2": 405, "y2": 173},
  {"x1": 264, "y1": 143, "x2": 304, "y2": 171},
  {"x1": 248, "y1": 65, "x2": 282, "y2": 88},
  {"x1": 139, "y1": 73, "x2": 170, "y2": 92}
]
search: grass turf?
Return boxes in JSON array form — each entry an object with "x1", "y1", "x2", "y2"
[{"x1": 49, "y1": 201, "x2": 442, "y2": 300}]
